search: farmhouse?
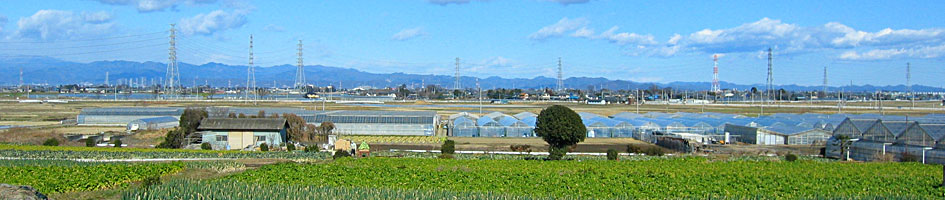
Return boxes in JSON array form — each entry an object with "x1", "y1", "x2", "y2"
[{"x1": 198, "y1": 118, "x2": 289, "y2": 150}]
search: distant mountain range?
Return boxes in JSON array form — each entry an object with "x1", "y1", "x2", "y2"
[{"x1": 1, "y1": 56, "x2": 942, "y2": 92}]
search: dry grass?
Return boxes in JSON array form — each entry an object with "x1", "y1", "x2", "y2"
[{"x1": 0, "y1": 127, "x2": 80, "y2": 146}]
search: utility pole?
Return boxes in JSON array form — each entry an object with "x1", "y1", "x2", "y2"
[
  {"x1": 165, "y1": 24, "x2": 180, "y2": 99},
  {"x1": 247, "y1": 34, "x2": 257, "y2": 105},
  {"x1": 477, "y1": 78, "x2": 482, "y2": 114},
  {"x1": 295, "y1": 40, "x2": 305, "y2": 90}
]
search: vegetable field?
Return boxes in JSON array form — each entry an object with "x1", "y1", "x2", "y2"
[
  {"x1": 227, "y1": 157, "x2": 945, "y2": 199},
  {"x1": 123, "y1": 179, "x2": 550, "y2": 200},
  {"x1": 0, "y1": 144, "x2": 331, "y2": 160},
  {"x1": 0, "y1": 160, "x2": 183, "y2": 194}
]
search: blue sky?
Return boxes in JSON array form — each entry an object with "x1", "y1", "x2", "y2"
[{"x1": 1, "y1": 0, "x2": 944, "y2": 87}]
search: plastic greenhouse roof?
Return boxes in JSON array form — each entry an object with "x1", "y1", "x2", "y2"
[
  {"x1": 919, "y1": 124, "x2": 945, "y2": 141},
  {"x1": 611, "y1": 112, "x2": 644, "y2": 119},
  {"x1": 133, "y1": 116, "x2": 179, "y2": 124},
  {"x1": 450, "y1": 112, "x2": 478, "y2": 120},
  {"x1": 484, "y1": 112, "x2": 508, "y2": 120},
  {"x1": 497, "y1": 116, "x2": 520, "y2": 126},
  {"x1": 452, "y1": 116, "x2": 476, "y2": 125},
  {"x1": 80, "y1": 107, "x2": 184, "y2": 116},
  {"x1": 850, "y1": 119, "x2": 880, "y2": 132},
  {"x1": 513, "y1": 112, "x2": 537, "y2": 120},
  {"x1": 477, "y1": 117, "x2": 500, "y2": 126},
  {"x1": 578, "y1": 112, "x2": 602, "y2": 120},
  {"x1": 520, "y1": 116, "x2": 537, "y2": 126},
  {"x1": 882, "y1": 121, "x2": 916, "y2": 136}
]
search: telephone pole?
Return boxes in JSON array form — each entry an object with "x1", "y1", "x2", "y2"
[
  {"x1": 295, "y1": 40, "x2": 305, "y2": 89},
  {"x1": 165, "y1": 24, "x2": 180, "y2": 99}
]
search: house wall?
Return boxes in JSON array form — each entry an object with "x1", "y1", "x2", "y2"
[{"x1": 201, "y1": 130, "x2": 284, "y2": 150}]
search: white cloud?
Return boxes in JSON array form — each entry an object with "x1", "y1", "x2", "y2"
[
  {"x1": 178, "y1": 9, "x2": 248, "y2": 36},
  {"x1": 543, "y1": 0, "x2": 592, "y2": 5},
  {"x1": 12, "y1": 10, "x2": 117, "y2": 41},
  {"x1": 528, "y1": 17, "x2": 589, "y2": 40},
  {"x1": 839, "y1": 44, "x2": 945, "y2": 60},
  {"x1": 570, "y1": 27, "x2": 594, "y2": 38},
  {"x1": 484, "y1": 56, "x2": 511, "y2": 66},
  {"x1": 263, "y1": 24, "x2": 285, "y2": 32},
  {"x1": 678, "y1": 18, "x2": 945, "y2": 56},
  {"x1": 93, "y1": 0, "x2": 217, "y2": 12},
  {"x1": 599, "y1": 26, "x2": 656, "y2": 45},
  {"x1": 391, "y1": 27, "x2": 426, "y2": 41}
]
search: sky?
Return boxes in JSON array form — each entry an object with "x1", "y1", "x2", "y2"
[{"x1": 1, "y1": 0, "x2": 944, "y2": 87}]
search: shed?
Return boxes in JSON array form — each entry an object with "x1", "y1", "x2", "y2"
[{"x1": 198, "y1": 118, "x2": 289, "y2": 150}]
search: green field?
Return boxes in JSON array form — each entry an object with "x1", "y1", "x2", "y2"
[
  {"x1": 0, "y1": 160, "x2": 182, "y2": 194},
  {"x1": 223, "y1": 157, "x2": 944, "y2": 199}
]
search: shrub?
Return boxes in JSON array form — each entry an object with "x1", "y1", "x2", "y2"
[
  {"x1": 43, "y1": 138, "x2": 60, "y2": 146},
  {"x1": 438, "y1": 154, "x2": 455, "y2": 159},
  {"x1": 549, "y1": 146, "x2": 568, "y2": 160},
  {"x1": 627, "y1": 144, "x2": 643, "y2": 154},
  {"x1": 901, "y1": 152, "x2": 918, "y2": 162},
  {"x1": 286, "y1": 143, "x2": 296, "y2": 151},
  {"x1": 441, "y1": 140, "x2": 455, "y2": 154},
  {"x1": 333, "y1": 150, "x2": 351, "y2": 159},
  {"x1": 535, "y1": 105, "x2": 586, "y2": 160},
  {"x1": 141, "y1": 175, "x2": 162, "y2": 188},
  {"x1": 607, "y1": 149, "x2": 619, "y2": 160},
  {"x1": 85, "y1": 138, "x2": 96, "y2": 147},
  {"x1": 259, "y1": 143, "x2": 269, "y2": 152},
  {"x1": 785, "y1": 154, "x2": 798, "y2": 162},
  {"x1": 113, "y1": 139, "x2": 122, "y2": 148},
  {"x1": 304, "y1": 145, "x2": 318, "y2": 153},
  {"x1": 644, "y1": 147, "x2": 664, "y2": 156},
  {"x1": 201, "y1": 142, "x2": 212, "y2": 150}
]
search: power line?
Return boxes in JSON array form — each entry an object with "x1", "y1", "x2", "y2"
[{"x1": 0, "y1": 31, "x2": 167, "y2": 43}]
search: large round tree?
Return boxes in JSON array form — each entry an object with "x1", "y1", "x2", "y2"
[{"x1": 535, "y1": 105, "x2": 586, "y2": 160}]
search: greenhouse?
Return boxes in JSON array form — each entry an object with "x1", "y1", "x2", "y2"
[
  {"x1": 893, "y1": 122, "x2": 934, "y2": 147},
  {"x1": 832, "y1": 118, "x2": 880, "y2": 138},
  {"x1": 311, "y1": 110, "x2": 437, "y2": 136},
  {"x1": 127, "y1": 116, "x2": 179, "y2": 131},
  {"x1": 477, "y1": 117, "x2": 504, "y2": 137},
  {"x1": 451, "y1": 116, "x2": 478, "y2": 137},
  {"x1": 78, "y1": 107, "x2": 184, "y2": 126},
  {"x1": 500, "y1": 116, "x2": 532, "y2": 137}
]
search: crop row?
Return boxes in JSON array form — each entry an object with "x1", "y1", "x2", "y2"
[
  {"x1": 0, "y1": 144, "x2": 332, "y2": 160},
  {"x1": 0, "y1": 160, "x2": 183, "y2": 194},
  {"x1": 123, "y1": 179, "x2": 553, "y2": 200},
  {"x1": 226, "y1": 157, "x2": 944, "y2": 199},
  {"x1": 340, "y1": 135, "x2": 446, "y2": 144}
]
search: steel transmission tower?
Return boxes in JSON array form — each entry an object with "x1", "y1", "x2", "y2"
[
  {"x1": 556, "y1": 57, "x2": 564, "y2": 92},
  {"x1": 766, "y1": 48, "x2": 774, "y2": 102},
  {"x1": 295, "y1": 40, "x2": 305, "y2": 89},
  {"x1": 712, "y1": 54, "x2": 720, "y2": 93},
  {"x1": 823, "y1": 66, "x2": 828, "y2": 97},
  {"x1": 165, "y1": 24, "x2": 180, "y2": 99},
  {"x1": 907, "y1": 62, "x2": 914, "y2": 108},
  {"x1": 454, "y1": 57, "x2": 461, "y2": 90},
  {"x1": 246, "y1": 35, "x2": 257, "y2": 105}
]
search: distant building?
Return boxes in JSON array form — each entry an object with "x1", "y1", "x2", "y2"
[{"x1": 198, "y1": 118, "x2": 289, "y2": 150}]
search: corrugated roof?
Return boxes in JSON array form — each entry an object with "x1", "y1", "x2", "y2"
[
  {"x1": 80, "y1": 107, "x2": 184, "y2": 116},
  {"x1": 197, "y1": 118, "x2": 287, "y2": 131}
]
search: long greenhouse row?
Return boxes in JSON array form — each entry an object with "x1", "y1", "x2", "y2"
[{"x1": 448, "y1": 111, "x2": 945, "y2": 145}]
